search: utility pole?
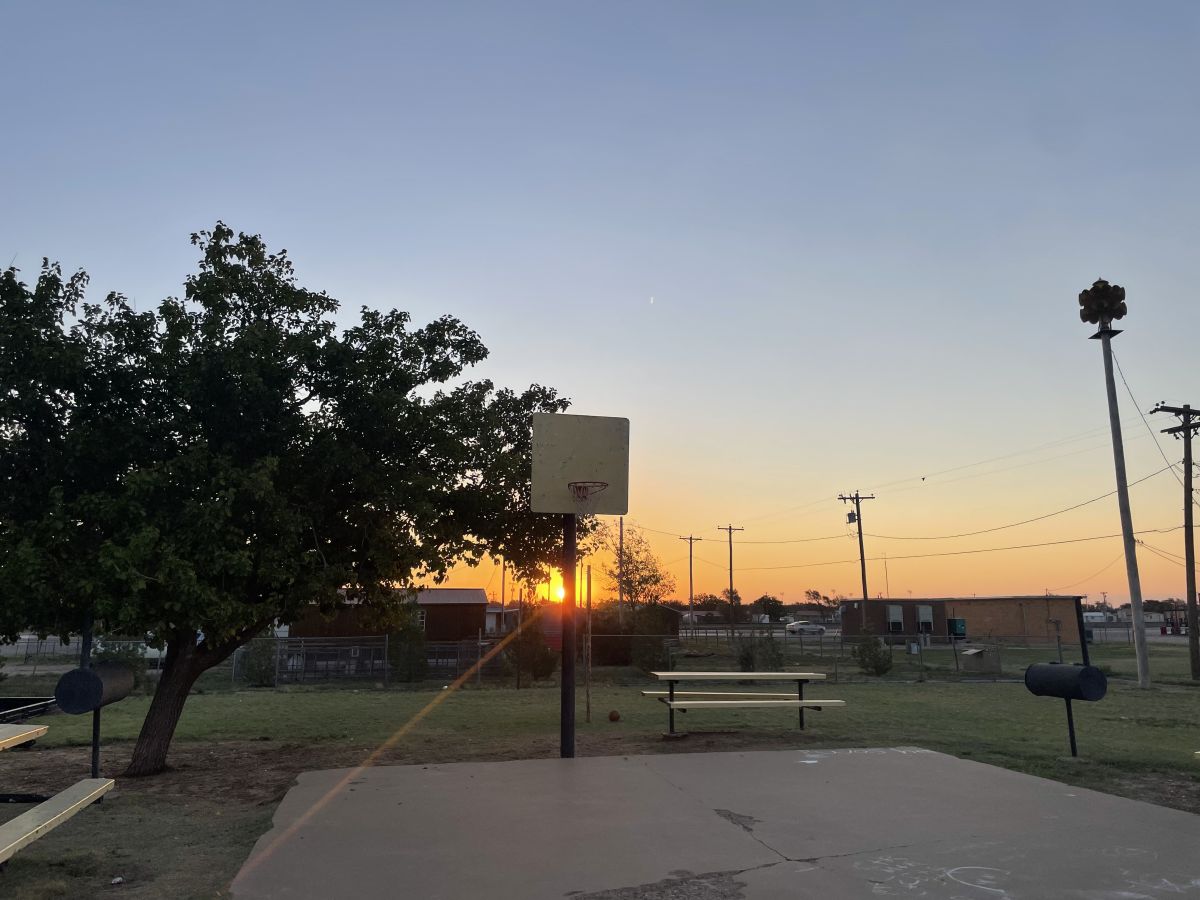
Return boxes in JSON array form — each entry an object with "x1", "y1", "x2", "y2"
[
  {"x1": 1151, "y1": 402, "x2": 1200, "y2": 681},
  {"x1": 717, "y1": 525, "x2": 744, "y2": 639},
  {"x1": 1079, "y1": 279, "x2": 1150, "y2": 688},
  {"x1": 839, "y1": 492, "x2": 875, "y2": 629},
  {"x1": 679, "y1": 535, "x2": 704, "y2": 635},
  {"x1": 618, "y1": 516, "x2": 625, "y2": 627},
  {"x1": 500, "y1": 557, "x2": 505, "y2": 623}
]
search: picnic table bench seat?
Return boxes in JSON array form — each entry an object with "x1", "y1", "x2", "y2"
[{"x1": 0, "y1": 778, "x2": 114, "y2": 866}]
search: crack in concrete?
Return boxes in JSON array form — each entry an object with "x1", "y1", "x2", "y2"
[{"x1": 713, "y1": 809, "x2": 761, "y2": 834}]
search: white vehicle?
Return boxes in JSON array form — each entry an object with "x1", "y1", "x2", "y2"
[{"x1": 785, "y1": 620, "x2": 825, "y2": 636}]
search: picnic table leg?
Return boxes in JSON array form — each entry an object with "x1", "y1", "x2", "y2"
[
  {"x1": 668, "y1": 680, "x2": 676, "y2": 735},
  {"x1": 797, "y1": 681, "x2": 805, "y2": 730}
]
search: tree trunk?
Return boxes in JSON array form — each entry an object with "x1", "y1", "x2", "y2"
[{"x1": 124, "y1": 637, "x2": 208, "y2": 777}]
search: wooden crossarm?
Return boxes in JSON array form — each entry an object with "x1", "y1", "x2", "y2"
[
  {"x1": 0, "y1": 779, "x2": 114, "y2": 865},
  {"x1": 664, "y1": 699, "x2": 845, "y2": 710},
  {"x1": 641, "y1": 691, "x2": 801, "y2": 699},
  {"x1": 0, "y1": 724, "x2": 48, "y2": 752}
]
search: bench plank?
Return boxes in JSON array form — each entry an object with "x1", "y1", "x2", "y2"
[
  {"x1": 0, "y1": 724, "x2": 48, "y2": 752},
  {"x1": 641, "y1": 691, "x2": 800, "y2": 699},
  {"x1": 650, "y1": 672, "x2": 826, "y2": 681},
  {"x1": 665, "y1": 699, "x2": 846, "y2": 710},
  {"x1": 0, "y1": 778, "x2": 114, "y2": 865}
]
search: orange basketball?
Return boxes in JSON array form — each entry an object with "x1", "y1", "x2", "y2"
[{"x1": 608, "y1": 710, "x2": 621, "y2": 722}]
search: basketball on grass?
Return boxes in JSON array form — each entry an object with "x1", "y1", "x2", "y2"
[{"x1": 608, "y1": 710, "x2": 620, "y2": 722}]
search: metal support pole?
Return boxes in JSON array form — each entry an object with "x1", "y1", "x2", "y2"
[
  {"x1": 91, "y1": 708, "x2": 101, "y2": 780},
  {"x1": 586, "y1": 566, "x2": 592, "y2": 725},
  {"x1": 1074, "y1": 597, "x2": 1091, "y2": 667},
  {"x1": 1065, "y1": 699, "x2": 1078, "y2": 757},
  {"x1": 561, "y1": 514, "x2": 576, "y2": 758},
  {"x1": 797, "y1": 680, "x2": 805, "y2": 730}
]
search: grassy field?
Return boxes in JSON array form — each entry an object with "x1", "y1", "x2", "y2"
[{"x1": 0, "y1": 669, "x2": 1197, "y2": 898}]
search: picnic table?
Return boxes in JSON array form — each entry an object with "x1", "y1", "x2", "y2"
[{"x1": 645, "y1": 671, "x2": 844, "y2": 737}]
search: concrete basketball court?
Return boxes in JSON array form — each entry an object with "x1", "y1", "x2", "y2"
[{"x1": 233, "y1": 747, "x2": 1200, "y2": 899}]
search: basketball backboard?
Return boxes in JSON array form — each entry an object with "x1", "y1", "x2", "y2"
[{"x1": 531, "y1": 413, "x2": 629, "y2": 515}]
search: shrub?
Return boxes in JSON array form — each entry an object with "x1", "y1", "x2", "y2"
[
  {"x1": 93, "y1": 638, "x2": 150, "y2": 688},
  {"x1": 753, "y1": 634, "x2": 784, "y2": 670},
  {"x1": 240, "y1": 638, "x2": 279, "y2": 687},
  {"x1": 507, "y1": 624, "x2": 558, "y2": 681},
  {"x1": 388, "y1": 627, "x2": 429, "y2": 683},
  {"x1": 733, "y1": 635, "x2": 785, "y2": 672},
  {"x1": 631, "y1": 636, "x2": 669, "y2": 672},
  {"x1": 852, "y1": 635, "x2": 893, "y2": 676}
]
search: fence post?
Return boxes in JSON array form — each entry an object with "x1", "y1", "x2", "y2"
[
  {"x1": 917, "y1": 637, "x2": 925, "y2": 680},
  {"x1": 1056, "y1": 635, "x2": 1063, "y2": 664},
  {"x1": 383, "y1": 634, "x2": 390, "y2": 688},
  {"x1": 477, "y1": 629, "x2": 483, "y2": 689},
  {"x1": 273, "y1": 637, "x2": 281, "y2": 688},
  {"x1": 952, "y1": 637, "x2": 960, "y2": 673}
]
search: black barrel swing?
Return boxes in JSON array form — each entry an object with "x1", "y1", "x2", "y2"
[{"x1": 1023, "y1": 597, "x2": 1107, "y2": 757}]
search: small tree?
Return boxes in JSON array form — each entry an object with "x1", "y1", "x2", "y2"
[
  {"x1": 600, "y1": 525, "x2": 676, "y2": 612},
  {"x1": 507, "y1": 607, "x2": 557, "y2": 681},
  {"x1": 721, "y1": 588, "x2": 743, "y2": 623},
  {"x1": 852, "y1": 634, "x2": 893, "y2": 676},
  {"x1": 239, "y1": 634, "x2": 280, "y2": 688}
]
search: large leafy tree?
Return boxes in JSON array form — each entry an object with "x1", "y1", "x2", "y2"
[{"x1": 0, "y1": 225, "x2": 569, "y2": 775}]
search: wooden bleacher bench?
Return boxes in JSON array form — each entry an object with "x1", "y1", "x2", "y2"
[
  {"x1": 0, "y1": 778, "x2": 114, "y2": 866},
  {"x1": 0, "y1": 725, "x2": 48, "y2": 753}
]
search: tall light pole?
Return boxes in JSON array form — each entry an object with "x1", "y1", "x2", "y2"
[{"x1": 1079, "y1": 279, "x2": 1150, "y2": 688}]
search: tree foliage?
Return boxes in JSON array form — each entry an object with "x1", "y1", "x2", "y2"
[
  {"x1": 804, "y1": 589, "x2": 842, "y2": 613},
  {"x1": 599, "y1": 524, "x2": 676, "y2": 609},
  {"x1": 750, "y1": 594, "x2": 784, "y2": 621},
  {"x1": 0, "y1": 225, "x2": 571, "y2": 774}
]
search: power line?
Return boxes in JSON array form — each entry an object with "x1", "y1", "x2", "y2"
[
  {"x1": 864, "y1": 464, "x2": 1173, "y2": 541},
  {"x1": 736, "y1": 525, "x2": 1184, "y2": 571},
  {"x1": 1045, "y1": 552, "x2": 1126, "y2": 592},
  {"x1": 1112, "y1": 350, "x2": 1185, "y2": 490},
  {"x1": 865, "y1": 425, "x2": 1114, "y2": 492}
]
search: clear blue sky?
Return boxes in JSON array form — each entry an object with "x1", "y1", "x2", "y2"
[{"x1": 5, "y1": 2, "x2": 1198, "y2": 602}]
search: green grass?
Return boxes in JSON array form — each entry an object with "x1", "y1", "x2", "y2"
[{"x1": 1, "y1": 670, "x2": 1197, "y2": 899}]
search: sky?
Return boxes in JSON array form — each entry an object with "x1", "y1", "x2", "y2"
[{"x1": 4, "y1": 2, "x2": 1199, "y2": 606}]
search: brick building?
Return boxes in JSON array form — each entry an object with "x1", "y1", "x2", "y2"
[{"x1": 839, "y1": 595, "x2": 1083, "y2": 643}]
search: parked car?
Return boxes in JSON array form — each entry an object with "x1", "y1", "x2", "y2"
[{"x1": 785, "y1": 620, "x2": 825, "y2": 636}]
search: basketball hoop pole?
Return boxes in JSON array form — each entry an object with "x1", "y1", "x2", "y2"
[{"x1": 561, "y1": 512, "x2": 577, "y2": 758}]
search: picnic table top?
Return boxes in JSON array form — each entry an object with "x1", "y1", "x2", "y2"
[{"x1": 650, "y1": 671, "x2": 826, "y2": 681}]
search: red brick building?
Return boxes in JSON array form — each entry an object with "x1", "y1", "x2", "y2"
[{"x1": 839, "y1": 595, "x2": 1083, "y2": 643}]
